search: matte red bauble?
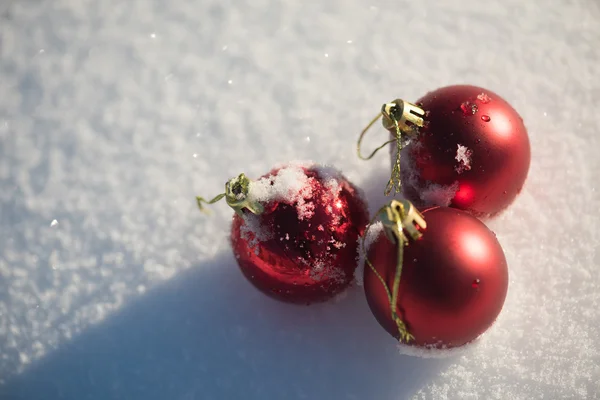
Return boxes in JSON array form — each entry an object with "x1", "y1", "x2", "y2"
[
  {"x1": 391, "y1": 85, "x2": 531, "y2": 217},
  {"x1": 211, "y1": 163, "x2": 369, "y2": 304},
  {"x1": 363, "y1": 203, "x2": 508, "y2": 348}
]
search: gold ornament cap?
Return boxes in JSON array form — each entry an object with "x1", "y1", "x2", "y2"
[
  {"x1": 381, "y1": 99, "x2": 426, "y2": 134},
  {"x1": 379, "y1": 199, "x2": 427, "y2": 244},
  {"x1": 196, "y1": 173, "x2": 264, "y2": 216}
]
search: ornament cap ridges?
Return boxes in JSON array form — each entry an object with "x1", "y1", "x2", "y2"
[
  {"x1": 379, "y1": 199, "x2": 427, "y2": 244},
  {"x1": 381, "y1": 99, "x2": 426, "y2": 134},
  {"x1": 224, "y1": 173, "x2": 264, "y2": 216},
  {"x1": 196, "y1": 173, "x2": 264, "y2": 216}
]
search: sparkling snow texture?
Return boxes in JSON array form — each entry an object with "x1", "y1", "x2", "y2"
[{"x1": 1, "y1": 0, "x2": 599, "y2": 399}]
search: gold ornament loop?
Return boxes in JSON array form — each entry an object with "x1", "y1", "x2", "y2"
[
  {"x1": 196, "y1": 173, "x2": 264, "y2": 216},
  {"x1": 356, "y1": 111, "x2": 395, "y2": 161},
  {"x1": 357, "y1": 99, "x2": 426, "y2": 197},
  {"x1": 361, "y1": 199, "x2": 427, "y2": 343}
]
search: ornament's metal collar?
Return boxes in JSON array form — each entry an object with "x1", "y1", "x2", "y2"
[
  {"x1": 381, "y1": 99, "x2": 426, "y2": 133},
  {"x1": 225, "y1": 174, "x2": 264, "y2": 217},
  {"x1": 379, "y1": 199, "x2": 427, "y2": 244},
  {"x1": 196, "y1": 173, "x2": 264, "y2": 217}
]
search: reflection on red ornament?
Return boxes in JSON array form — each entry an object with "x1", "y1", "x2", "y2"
[{"x1": 453, "y1": 183, "x2": 474, "y2": 208}]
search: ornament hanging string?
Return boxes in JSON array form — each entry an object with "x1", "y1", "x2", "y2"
[
  {"x1": 361, "y1": 199, "x2": 427, "y2": 343},
  {"x1": 196, "y1": 193, "x2": 226, "y2": 212},
  {"x1": 196, "y1": 173, "x2": 264, "y2": 216},
  {"x1": 356, "y1": 99, "x2": 426, "y2": 196},
  {"x1": 356, "y1": 112, "x2": 396, "y2": 161}
]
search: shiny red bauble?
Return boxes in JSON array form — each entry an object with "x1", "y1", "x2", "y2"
[
  {"x1": 395, "y1": 85, "x2": 531, "y2": 217},
  {"x1": 364, "y1": 206, "x2": 508, "y2": 348},
  {"x1": 231, "y1": 164, "x2": 369, "y2": 304}
]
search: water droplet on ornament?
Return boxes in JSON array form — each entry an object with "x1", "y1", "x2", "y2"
[
  {"x1": 461, "y1": 101, "x2": 478, "y2": 115},
  {"x1": 472, "y1": 279, "x2": 480, "y2": 288},
  {"x1": 503, "y1": 190, "x2": 507, "y2": 194},
  {"x1": 477, "y1": 93, "x2": 491, "y2": 103},
  {"x1": 475, "y1": 139, "x2": 481, "y2": 144},
  {"x1": 481, "y1": 115, "x2": 491, "y2": 122}
]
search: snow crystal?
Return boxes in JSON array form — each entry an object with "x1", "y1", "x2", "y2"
[
  {"x1": 454, "y1": 144, "x2": 473, "y2": 174},
  {"x1": 392, "y1": 137, "x2": 460, "y2": 206},
  {"x1": 397, "y1": 336, "x2": 482, "y2": 359},
  {"x1": 315, "y1": 163, "x2": 368, "y2": 207},
  {"x1": 313, "y1": 165, "x2": 342, "y2": 193},
  {"x1": 419, "y1": 182, "x2": 460, "y2": 207},
  {"x1": 238, "y1": 163, "x2": 322, "y2": 248},
  {"x1": 247, "y1": 163, "x2": 316, "y2": 220},
  {"x1": 477, "y1": 92, "x2": 492, "y2": 104},
  {"x1": 355, "y1": 221, "x2": 383, "y2": 286},
  {"x1": 240, "y1": 162, "x2": 358, "y2": 247},
  {"x1": 239, "y1": 213, "x2": 270, "y2": 250}
]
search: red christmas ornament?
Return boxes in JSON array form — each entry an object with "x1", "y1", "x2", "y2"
[
  {"x1": 358, "y1": 84, "x2": 530, "y2": 217},
  {"x1": 199, "y1": 163, "x2": 369, "y2": 304},
  {"x1": 400, "y1": 85, "x2": 530, "y2": 217},
  {"x1": 363, "y1": 201, "x2": 508, "y2": 348}
]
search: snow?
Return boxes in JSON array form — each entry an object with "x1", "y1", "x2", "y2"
[
  {"x1": 477, "y1": 93, "x2": 492, "y2": 104},
  {"x1": 454, "y1": 144, "x2": 472, "y2": 174},
  {"x1": 355, "y1": 221, "x2": 383, "y2": 287},
  {"x1": 239, "y1": 162, "x2": 350, "y2": 245},
  {"x1": 247, "y1": 162, "x2": 315, "y2": 220},
  {"x1": 397, "y1": 339, "x2": 480, "y2": 359},
  {"x1": 419, "y1": 182, "x2": 461, "y2": 207},
  {"x1": 1, "y1": 0, "x2": 600, "y2": 399}
]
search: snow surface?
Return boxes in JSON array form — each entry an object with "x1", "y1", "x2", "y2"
[{"x1": 1, "y1": 0, "x2": 599, "y2": 399}]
